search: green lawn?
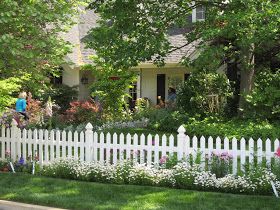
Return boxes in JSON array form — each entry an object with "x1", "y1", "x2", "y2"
[{"x1": 0, "y1": 173, "x2": 278, "y2": 210}]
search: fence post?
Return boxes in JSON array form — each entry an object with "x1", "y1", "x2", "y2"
[
  {"x1": 10, "y1": 120, "x2": 20, "y2": 161},
  {"x1": 85, "y1": 123, "x2": 93, "y2": 162},
  {"x1": 177, "y1": 125, "x2": 186, "y2": 161}
]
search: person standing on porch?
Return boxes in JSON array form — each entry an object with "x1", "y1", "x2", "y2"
[{"x1": 166, "y1": 87, "x2": 177, "y2": 108}]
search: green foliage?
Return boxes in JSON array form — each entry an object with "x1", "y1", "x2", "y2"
[
  {"x1": 135, "y1": 108, "x2": 189, "y2": 133},
  {"x1": 86, "y1": 0, "x2": 280, "y2": 113},
  {"x1": 245, "y1": 71, "x2": 280, "y2": 120},
  {"x1": 184, "y1": 117, "x2": 280, "y2": 140},
  {"x1": 0, "y1": 0, "x2": 87, "y2": 111},
  {"x1": 177, "y1": 72, "x2": 232, "y2": 116},
  {"x1": 0, "y1": 77, "x2": 21, "y2": 112},
  {"x1": 84, "y1": 59, "x2": 137, "y2": 119},
  {"x1": 39, "y1": 84, "x2": 78, "y2": 112}
]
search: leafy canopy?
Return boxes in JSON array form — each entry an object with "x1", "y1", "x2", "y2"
[
  {"x1": 0, "y1": 0, "x2": 87, "y2": 111},
  {"x1": 87, "y1": 0, "x2": 280, "y2": 70}
]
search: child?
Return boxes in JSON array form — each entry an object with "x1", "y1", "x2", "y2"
[{"x1": 15, "y1": 92, "x2": 29, "y2": 120}]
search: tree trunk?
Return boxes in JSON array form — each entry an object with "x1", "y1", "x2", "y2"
[{"x1": 238, "y1": 47, "x2": 255, "y2": 116}]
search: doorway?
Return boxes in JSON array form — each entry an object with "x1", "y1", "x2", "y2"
[{"x1": 157, "y1": 74, "x2": 166, "y2": 104}]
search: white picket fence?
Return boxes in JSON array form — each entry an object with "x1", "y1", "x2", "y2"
[{"x1": 0, "y1": 122, "x2": 279, "y2": 174}]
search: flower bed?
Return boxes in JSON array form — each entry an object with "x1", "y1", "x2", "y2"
[{"x1": 40, "y1": 159, "x2": 280, "y2": 196}]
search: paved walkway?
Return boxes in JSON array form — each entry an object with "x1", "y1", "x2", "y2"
[{"x1": 0, "y1": 200, "x2": 67, "y2": 210}]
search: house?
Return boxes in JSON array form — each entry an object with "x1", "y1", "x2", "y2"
[{"x1": 61, "y1": 7, "x2": 205, "y2": 106}]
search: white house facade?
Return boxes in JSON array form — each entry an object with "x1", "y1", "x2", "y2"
[{"x1": 61, "y1": 9, "x2": 204, "y2": 106}]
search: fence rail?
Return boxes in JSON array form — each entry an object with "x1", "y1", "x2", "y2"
[{"x1": 0, "y1": 122, "x2": 279, "y2": 174}]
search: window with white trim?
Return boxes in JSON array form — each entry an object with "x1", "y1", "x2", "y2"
[{"x1": 192, "y1": 5, "x2": 206, "y2": 22}]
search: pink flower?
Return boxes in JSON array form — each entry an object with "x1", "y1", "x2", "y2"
[
  {"x1": 275, "y1": 147, "x2": 280, "y2": 158},
  {"x1": 160, "y1": 156, "x2": 168, "y2": 164},
  {"x1": 5, "y1": 150, "x2": 10, "y2": 156}
]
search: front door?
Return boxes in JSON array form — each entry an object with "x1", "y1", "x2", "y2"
[{"x1": 157, "y1": 74, "x2": 166, "y2": 104}]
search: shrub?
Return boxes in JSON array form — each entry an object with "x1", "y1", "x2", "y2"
[
  {"x1": 84, "y1": 61, "x2": 137, "y2": 120},
  {"x1": 245, "y1": 70, "x2": 280, "y2": 120},
  {"x1": 65, "y1": 100, "x2": 101, "y2": 126},
  {"x1": 184, "y1": 117, "x2": 280, "y2": 140},
  {"x1": 177, "y1": 72, "x2": 232, "y2": 117},
  {"x1": 134, "y1": 108, "x2": 189, "y2": 132},
  {"x1": 39, "y1": 84, "x2": 78, "y2": 112}
]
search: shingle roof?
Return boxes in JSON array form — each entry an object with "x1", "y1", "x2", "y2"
[{"x1": 64, "y1": 10, "x2": 198, "y2": 66}]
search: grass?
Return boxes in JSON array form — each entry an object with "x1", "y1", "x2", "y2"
[{"x1": 0, "y1": 173, "x2": 279, "y2": 210}]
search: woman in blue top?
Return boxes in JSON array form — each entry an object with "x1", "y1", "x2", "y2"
[{"x1": 16, "y1": 92, "x2": 29, "y2": 120}]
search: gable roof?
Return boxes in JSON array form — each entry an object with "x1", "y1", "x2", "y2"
[{"x1": 63, "y1": 10, "x2": 198, "y2": 66}]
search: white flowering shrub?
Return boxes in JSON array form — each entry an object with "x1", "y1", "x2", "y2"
[{"x1": 41, "y1": 159, "x2": 280, "y2": 196}]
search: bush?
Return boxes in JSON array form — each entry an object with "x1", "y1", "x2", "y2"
[
  {"x1": 245, "y1": 70, "x2": 280, "y2": 120},
  {"x1": 184, "y1": 117, "x2": 280, "y2": 140},
  {"x1": 177, "y1": 72, "x2": 232, "y2": 117},
  {"x1": 65, "y1": 100, "x2": 101, "y2": 126},
  {"x1": 39, "y1": 84, "x2": 78, "y2": 112},
  {"x1": 134, "y1": 108, "x2": 189, "y2": 132}
]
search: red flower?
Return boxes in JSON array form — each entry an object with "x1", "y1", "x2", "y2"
[{"x1": 275, "y1": 147, "x2": 280, "y2": 158}]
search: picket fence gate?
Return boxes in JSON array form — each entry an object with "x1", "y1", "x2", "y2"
[{"x1": 0, "y1": 121, "x2": 279, "y2": 174}]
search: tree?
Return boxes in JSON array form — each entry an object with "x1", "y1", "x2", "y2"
[
  {"x1": 86, "y1": 0, "x2": 280, "y2": 115},
  {"x1": 0, "y1": 0, "x2": 87, "y2": 111}
]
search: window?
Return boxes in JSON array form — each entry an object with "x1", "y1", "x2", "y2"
[
  {"x1": 129, "y1": 82, "x2": 137, "y2": 109},
  {"x1": 192, "y1": 5, "x2": 206, "y2": 22}
]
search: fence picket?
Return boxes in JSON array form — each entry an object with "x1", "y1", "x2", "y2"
[
  {"x1": 133, "y1": 134, "x2": 138, "y2": 163},
  {"x1": 154, "y1": 134, "x2": 159, "y2": 164},
  {"x1": 105, "y1": 133, "x2": 111, "y2": 164},
  {"x1": 147, "y1": 134, "x2": 152, "y2": 165},
  {"x1": 162, "y1": 134, "x2": 167, "y2": 159},
  {"x1": 177, "y1": 126, "x2": 186, "y2": 161},
  {"x1": 44, "y1": 130, "x2": 49, "y2": 163},
  {"x1": 200, "y1": 136, "x2": 206, "y2": 168},
  {"x1": 113, "y1": 133, "x2": 118, "y2": 165},
  {"x1": 93, "y1": 132, "x2": 98, "y2": 162},
  {"x1": 192, "y1": 136, "x2": 198, "y2": 161},
  {"x1": 126, "y1": 133, "x2": 131, "y2": 161},
  {"x1": 55, "y1": 130, "x2": 61, "y2": 159},
  {"x1": 80, "y1": 131, "x2": 85, "y2": 161},
  {"x1": 216, "y1": 137, "x2": 221, "y2": 153},
  {"x1": 240, "y1": 138, "x2": 246, "y2": 171},
  {"x1": 265, "y1": 139, "x2": 271, "y2": 167},
  {"x1": 119, "y1": 133, "x2": 124, "y2": 161},
  {"x1": 232, "y1": 138, "x2": 238, "y2": 175},
  {"x1": 61, "y1": 130, "x2": 66, "y2": 159},
  {"x1": 74, "y1": 131, "x2": 79, "y2": 160},
  {"x1": 22, "y1": 129, "x2": 27, "y2": 160},
  {"x1": 50, "y1": 130, "x2": 55, "y2": 161},
  {"x1": 140, "y1": 134, "x2": 145, "y2": 164},
  {"x1": 224, "y1": 137, "x2": 229, "y2": 151},
  {"x1": 67, "y1": 131, "x2": 73, "y2": 158},
  {"x1": 38, "y1": 129, "x2": 44, "y2": 165},
  {"x1": 99, "y1": 132, "x2": 104, "y2": 163},
  {"x1": 248, "y1": 138, "x2": 254, "y2": 168},
  {"x1": 257, "y1": 138, "x2": 263, "y2": 164}
]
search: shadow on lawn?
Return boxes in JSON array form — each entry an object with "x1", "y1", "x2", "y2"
[{"x1": 0, "y1": 173, "x2": 278, "y2": 210}]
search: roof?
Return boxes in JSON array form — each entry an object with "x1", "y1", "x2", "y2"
[{"x1": 64, "y1": 10, "x2": 198, "y2": 66}]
